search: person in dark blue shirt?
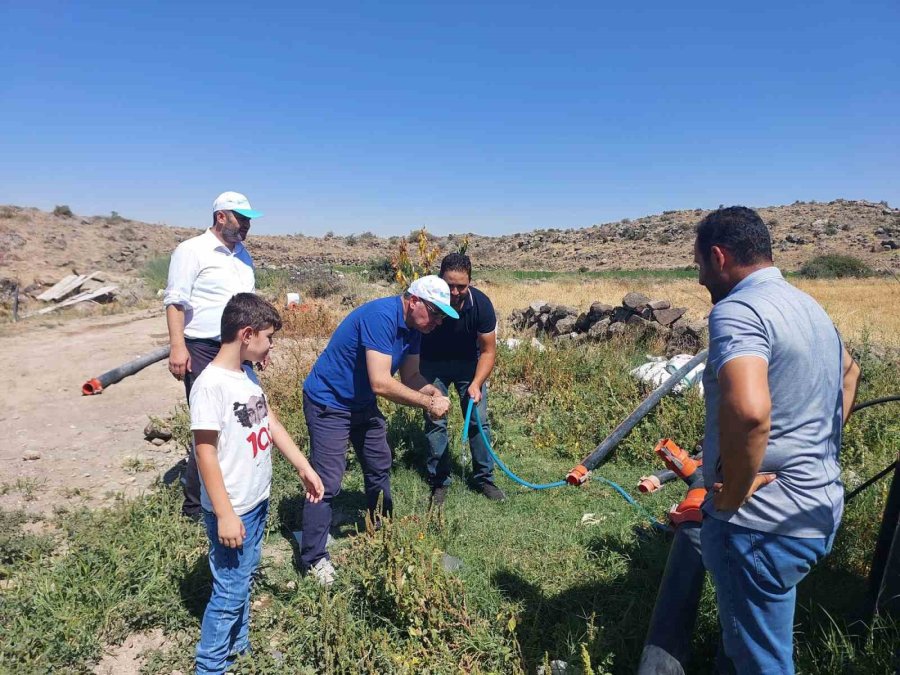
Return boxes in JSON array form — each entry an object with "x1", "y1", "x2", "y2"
[
  {"x1": 300, "y1": 276, "x2": 457, "y2": 585},
  {"x1": 420, "y1": 253, "x2": 505, "y2": 505}
]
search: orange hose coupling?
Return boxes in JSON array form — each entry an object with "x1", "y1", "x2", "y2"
[
  {"x1": 638, "y1": 475, "x2": 664, "y2": 493},
  {"x1": 654, "y1": 438, "x2": 701, "y2": 481},
  {"x1": 82, "y1": 378, "x2": 103, "y2": 396},
  {"x1": 566, "y1": 465, "x2": 590, "y2": 486},
  {"x1": 668, "y1": 487, "x2": 707, "y2": 525}
]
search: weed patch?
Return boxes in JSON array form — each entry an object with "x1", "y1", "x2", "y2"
[{"x1": 141, "y1": 255, "x2": 171, "y2": 292}]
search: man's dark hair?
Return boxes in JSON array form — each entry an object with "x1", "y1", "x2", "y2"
[
  {"x1": 695, "y1": 206, "x2": 773, "y2": 265},
  {"x1": 439, "y1": 252, "x2": 472, "y2": 278},
  {"x1": 220, "y1": 293, "x2": 282, "y2": 342}
]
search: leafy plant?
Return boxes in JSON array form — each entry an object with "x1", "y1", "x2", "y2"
[
  {"x1": 799, "y1": 254, "x2": 875, "y2": 279},
  {"x1": 391, "y1": 227, "x2": 441, "y2": 286}
]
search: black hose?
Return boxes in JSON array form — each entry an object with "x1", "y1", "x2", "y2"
[
  {"x1": 576, "y1": 350, "x2": 709, "y2": 472},
  {"x1": 844, "y1": 395, "x2": 900, "y2": 503},
  {"x1": 82, "y1": 345, "x2": 171, "y2": 395},
  {"x1": 851, "y1": 395, "x2": 900, "y2": 413}
]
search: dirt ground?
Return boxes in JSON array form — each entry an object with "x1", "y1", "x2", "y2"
[{"x1": 0, "y1": 308, "x2": 186, "y2": 515}]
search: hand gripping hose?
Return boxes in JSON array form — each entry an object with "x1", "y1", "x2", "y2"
[{"x1": 462, "y1": 399, "x2": 666, "y2": 531}]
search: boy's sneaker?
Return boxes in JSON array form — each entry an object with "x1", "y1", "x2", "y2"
[
  {"x1": 430, "y1": 485, "x2": 448, "y2": 508},
  {"x1": 479, "y1": 482, "x2": 506, "y2": 502},
  {"x1": 308, "y1": 558, "x2": 336, "y2": 587}
]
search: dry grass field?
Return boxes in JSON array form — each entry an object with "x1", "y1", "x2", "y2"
[{"x1": 484, "y1": 276, "x2": 900, "y2": 348}]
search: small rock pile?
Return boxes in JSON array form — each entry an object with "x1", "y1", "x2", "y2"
[{"x1": 508, "y1": 292, "x2": 708, "y2": 355}]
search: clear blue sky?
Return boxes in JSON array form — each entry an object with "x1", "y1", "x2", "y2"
[{"x1": 2, "y1": 1, "x2": 898, "y2": 236}]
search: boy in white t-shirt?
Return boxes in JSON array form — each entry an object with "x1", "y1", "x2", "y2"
[{"x1": 190, "y1": 293, "x2": 323, "y2": 674}]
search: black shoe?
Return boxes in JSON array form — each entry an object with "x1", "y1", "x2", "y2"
[
  {"x1": 430, "y1": 485, "x2": 448, "y2": 507},
  {"x1": 479, "y1": 482, "x2": 506, "y2": 501}
]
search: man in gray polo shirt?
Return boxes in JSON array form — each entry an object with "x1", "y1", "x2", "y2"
[{"x1": 695, "y1": 206, "x2": 860, "y2": 674}]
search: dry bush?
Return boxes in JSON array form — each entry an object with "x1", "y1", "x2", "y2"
[{"x1": 280, "y1": 301, "x2": 340, "y2": 341}]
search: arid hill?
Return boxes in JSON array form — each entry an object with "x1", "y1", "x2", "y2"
[{"x1": 1, "y1": 199, "x2": 897, "y2": 286}]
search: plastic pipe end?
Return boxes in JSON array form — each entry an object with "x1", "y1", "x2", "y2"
[{"x1": 82, "y1": 378, "x2": 103, "y2": 395}]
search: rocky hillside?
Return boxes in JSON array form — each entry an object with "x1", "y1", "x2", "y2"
[{"x1": 1, "y1": 199, "x2": 897, "y2": 286}]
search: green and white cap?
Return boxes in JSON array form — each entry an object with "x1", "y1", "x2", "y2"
[
  {"x1": 408, "y1": 275, "x2": 459, "y2": 319},
  {"x1": 213, "y1": 191, "x2": 263, "y2": 218}
]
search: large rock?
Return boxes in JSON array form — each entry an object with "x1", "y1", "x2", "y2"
[
  {"x1": 652, "y1": 307, "x2": 687, "y2": 326},
  {"x1": 608, "y1": 322, "x2": 627, "y2": 338},
  {"x1": 530, "y1": 300, "x2": 551, "y2": 315},
  {"x1": 667, "y1": 318, "x2": 709, "y2": 355},
  {"x1": 574, "y1": 312, "x2": 591, "y2": 332},
  {"x1": 508, "y1": 309, "x2": 526, "y2": 330},
  {"x1": 587, "y1": 318, "x2": 610, "y2": 339},
  {"x1": 554, "y1": 316, "x2": 577, "y2": 335},
  {"x1": 612, "y1": 306, "x2": 634, "y2": 324},
  {"x1": 589, "y1": 302, "x2": 615, "y2": 318},
  {"x1": 536, "y1": 313, "x2": 552, "y2": 332},
  {"x1": 144, "y1": 420, "x2": 173, "y2": 442},
  {"x1": 648, "y1": 299, "x2": 671, "y2": 310},
  {"x1": 622, "y1": 292, "x2": 651, "y2": 310},
  {"x1": 550, "y1": 305, "x2": 577, "y2": 322}
]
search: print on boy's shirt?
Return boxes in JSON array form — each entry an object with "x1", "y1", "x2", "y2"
[
  {"x1": 233, "y1": 394, "x2": 269, "y2": 428},
  {"x1": 232, "y1": 394, "x2": 271, "y2": 458}
]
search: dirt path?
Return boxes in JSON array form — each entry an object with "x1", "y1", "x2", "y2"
[{"x1": 0, "y1": 308, "x2": 186, "y2": 515}]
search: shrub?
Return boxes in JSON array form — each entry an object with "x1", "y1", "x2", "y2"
[
  {"x1": 140, "y1": 255, "x2": 171, "y2": 291},
  {"x1": 305, "y1": 276, "x2": 345, "y2": 299},
  {"x1": 255, "y1": 267, "x2": 291, "y2": 296},
  {"x1": 367, "y1": 257, "x2": 396, "y2": 283},
  {"x1": 52, "y1": 205, "x2": 73, "y2": 218},
  {"x1": 799, "y1": 254, "x2": 875, "y2": 279},
  {"x1": 108, "y1": 211, "x2": 124, "y2": 223}
]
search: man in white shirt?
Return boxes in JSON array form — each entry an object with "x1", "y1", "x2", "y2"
[{"x1": 164, "y1": 191, "x2": 261, "y2": 519}]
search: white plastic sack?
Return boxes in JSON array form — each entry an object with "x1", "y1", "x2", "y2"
[{"x1": 629, "y1": 354, "x2": 705, "y2": 396}]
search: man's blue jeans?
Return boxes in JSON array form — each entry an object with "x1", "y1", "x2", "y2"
[
  {"x1": 300, "y1": 391, "x2": 393, "y2": 570},
  {"x1": 420, "y1": 359, "x2": 495, "y2": 488},
  {"x1": 196, "y1": 499, "x2": 268, "y2": 675},
  {"x1": 701, "y1": 516, "x2": 833, "y2": 675}
]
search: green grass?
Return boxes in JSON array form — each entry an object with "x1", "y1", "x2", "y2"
[
  {"x1": 0, "y1": 339, "x2": 897, "y2": 672},
  {"x1": 141, "y1": 255, "x2": 171, "y2": 292},
  {"x1": 479, "y1": 267, "x2": 698, "y2": 283}
]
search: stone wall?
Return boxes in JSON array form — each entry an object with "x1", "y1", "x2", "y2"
[{"x1": 508, "y1": 292, "x2": 708, "y2": 355}]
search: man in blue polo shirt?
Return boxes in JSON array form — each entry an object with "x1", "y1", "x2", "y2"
[
  {"x1": 420, "y1": 253, "x2": 504, "y2": 505},
  {"x1": 300, "y1": 275, "x2": 457, "y2": 585},
  {"x1": 695, "y1": 206, "x2": 860, "y2": 673}
]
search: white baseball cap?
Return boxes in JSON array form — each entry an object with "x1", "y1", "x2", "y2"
[
  {"x1": 213, "y1": 191, "x2": 263, "y2": 218},
  {"x1": 407, "y1": 275, "x2": 459, "y2": 319}
]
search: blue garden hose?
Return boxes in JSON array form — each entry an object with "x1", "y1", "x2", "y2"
[{"x1": 462, "y1": 399, "x2": 667, "y2": 531}]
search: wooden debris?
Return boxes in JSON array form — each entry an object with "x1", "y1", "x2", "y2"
[
  {"x1": 22, "y1": 284, "x2": 118, "y2": 318},
  {"x1": 35, "y1": 271, "x2": 102, "y2": 302}
]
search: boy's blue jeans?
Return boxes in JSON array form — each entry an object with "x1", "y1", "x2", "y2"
[
  {"x1": 701, "y1": 516, "x2": 833, "y2": 675},
  {"x1": 420, "y1": 359, "x2": 495, "y2": 488},
  {"x1": 196, "y1": 499, "x2": 268, "y2": 675}
]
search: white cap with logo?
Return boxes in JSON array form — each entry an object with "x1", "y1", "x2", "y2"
[
  {"x1": 407, "y1": 275, "x2": 459, "y2": 319},
  {"x1": 213, "y1": 191, "x2": 263, "y2": 218}
]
